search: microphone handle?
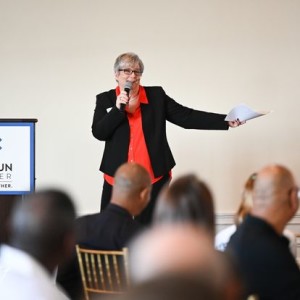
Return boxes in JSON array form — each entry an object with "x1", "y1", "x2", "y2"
[
  {"x1": 120, "y1": 88, "x2": 130, "y2": 112},
  {"x1": 124, "y1": 87, "x2": 130, "y2": 96},
  {"x1": 120, "y1": 103, "x2": 126, "y2": 112}
]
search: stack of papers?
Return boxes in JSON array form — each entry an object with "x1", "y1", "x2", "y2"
[{"x1": 225, "y1": 103, "x2": 271, "y2": 122}]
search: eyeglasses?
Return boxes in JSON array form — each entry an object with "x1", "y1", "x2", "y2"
[{"x1": 119, "y1": 69, "x2": 143, "y2": 76}]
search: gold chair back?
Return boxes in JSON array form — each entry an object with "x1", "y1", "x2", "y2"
[{"x1": 76, "y1": 244, "x2": 129, "y2": 300}]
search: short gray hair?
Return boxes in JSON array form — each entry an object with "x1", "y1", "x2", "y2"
[{"x1": 114, "y1": 52, "x2": 144, "y2": 73}]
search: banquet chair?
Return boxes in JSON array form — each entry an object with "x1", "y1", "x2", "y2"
[{"x1": 76, "y1": 245, "x2": 129, "y2": 300}]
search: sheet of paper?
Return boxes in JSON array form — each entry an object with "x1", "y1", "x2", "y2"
[{"x1": 225, "y1": 103, "x2": 271, "y2": 122}]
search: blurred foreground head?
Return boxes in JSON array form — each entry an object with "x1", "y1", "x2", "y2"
[
  {"x1": 9, "y1": 189, "x2": 76, "y2": 273},
  {"x1": 128, "y1": 224, "x2": 243, "y2": 299},
  {"x1": 153, "y1": 174, "x2": 215, "y2": 237}
]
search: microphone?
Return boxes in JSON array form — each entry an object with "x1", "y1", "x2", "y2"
[{"x1": 120, "y1": 81, "x2": 132, "y2": 112}]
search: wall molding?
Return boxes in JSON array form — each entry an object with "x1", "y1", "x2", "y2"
[{"x1": 216, "y1": 213, "x2": 300, "y2": 226}]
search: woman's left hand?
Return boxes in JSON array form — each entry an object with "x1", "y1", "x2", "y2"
[{"x1": 228, "y1": 119, "x2": 246, "y2": 128}]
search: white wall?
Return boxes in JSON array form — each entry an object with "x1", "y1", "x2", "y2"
[{"x1": 1, "y1": 0, "x2": 300, "y2": 215}]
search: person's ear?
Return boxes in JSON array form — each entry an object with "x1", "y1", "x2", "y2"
[
  {"x1": 288, "y1": 188, "x2": 299, "y2": 213},
  {"x1": 140, "y1": 186, "x2": 151, "y2": 207}
]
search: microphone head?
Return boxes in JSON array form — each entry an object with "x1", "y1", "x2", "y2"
[{"x1": 124, "y1": 81, "x2": 132, "y2": 91}]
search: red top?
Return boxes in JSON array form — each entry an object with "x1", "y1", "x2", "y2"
[{"x1": 104, "y1": 86, "x2": 164, "y2": 185}]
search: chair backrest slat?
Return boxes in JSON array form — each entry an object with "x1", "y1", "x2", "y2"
[
  {"x1": 97, "y1": 253, "x2": 105, "y2": 290},
  {"x1": 113, "y1": 254, "x2": 121, "y2": 289},
  {"x1": 90, "y1": 253, "x2": 98, "y2": 289},
  {"x1": 104, "y1": 254, "x2": 113, "y2": 289}
]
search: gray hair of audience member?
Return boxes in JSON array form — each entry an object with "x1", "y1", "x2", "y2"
[
  {"x1": 153, "y1": 174, "x2": 215, "y2": 237},
  {"x1": 9, "y1": 189, "x2": 76, "y2": 265},
  {"x1": 113, "y1": 52, "x2": 144, "y2": 74}
]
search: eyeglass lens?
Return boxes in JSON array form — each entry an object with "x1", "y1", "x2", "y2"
[{"x1": 119, "y1": 69, "x2": 142, "y2": 76}]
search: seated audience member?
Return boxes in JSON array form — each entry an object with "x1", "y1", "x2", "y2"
[
  {"x1": 128, "y1": 224, "x2": 243, "y2": 300},
  {"x1": 226, "y1": 164, "x2": 300, "y2": 299},
  {"x1": 153, "y1": 174, "x2": 215, "y2": 239},
  {"x1": 215, "y1": 172, "x2": 297, "y2": 257},
  {"x1": 57, "y1": 162, "x2": 152, "y2": 300},
  {"x1": 0, "y1": 189, "x2": 76, "y2": 300}
]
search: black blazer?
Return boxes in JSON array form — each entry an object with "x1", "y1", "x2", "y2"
[{"x1": 92, "y1": 86, "x2": 228, "y2": 177}]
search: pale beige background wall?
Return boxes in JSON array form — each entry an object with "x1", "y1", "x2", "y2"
[{"x1": 1, "y1": 0, "x2": 300, "y2": 215}]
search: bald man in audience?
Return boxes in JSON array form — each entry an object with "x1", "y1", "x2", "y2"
[
  {"x1": 76, "y1": 162, "x2": 151, "y2": 248},
  {"x1": 128, "y1": 224, "x2": 243, "y2": 300},
  {"x1": 57, "y1": 162, "x2": 152, "y2": 299},
  {"x1": 226, "y1": 164, "x2": 300, "y2": 300},
  {"x1": 0, "y1": 189, "x2": 76, "y2": 300}
]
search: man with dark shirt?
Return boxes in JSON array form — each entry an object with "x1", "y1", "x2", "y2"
[
  {"x1": 226, "y1": 164, "x2": 300, "y2": 300},
  {"x1": 76, "y1": 162, "x2": 151, "y2": 249},
  {"x1": 57, "y1": 162, "x2": 151, "y2": 299}
]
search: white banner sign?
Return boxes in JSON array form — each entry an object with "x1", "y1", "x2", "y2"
[{"x1": 0, "y1": 123, "x2": 35, "y2": 194}]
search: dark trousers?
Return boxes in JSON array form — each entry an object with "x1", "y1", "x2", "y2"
[{"x1": 100, "y1": 174, "x2": 171, "y2": 226}]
